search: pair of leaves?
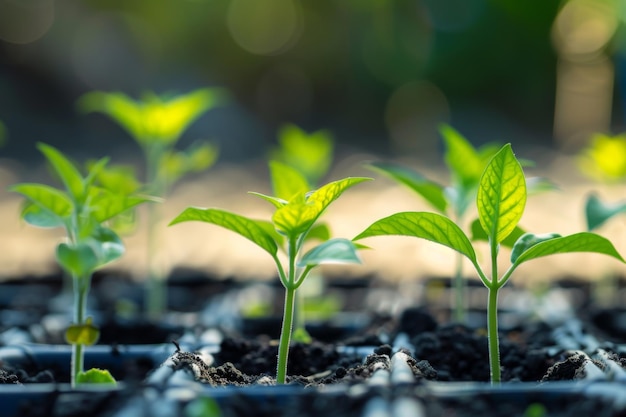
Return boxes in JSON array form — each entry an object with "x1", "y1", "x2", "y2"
[
  {"x1": 160, "y1": 141, "x2": 219, "y2": 186},
  {"x1": 170, "y1": 177, "x2": 370, "y2": 273},
  {"x1": 56, "y1": 226, "x2": 124, "y2": 277},
  {"x1": 78, "y1": 88, "x2": 226, "y2": 146},
  {"x1": 355, "y1": 144, "x2": 624, "y2": 288}
]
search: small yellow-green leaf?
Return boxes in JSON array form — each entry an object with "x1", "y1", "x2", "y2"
[
  {"x1": 169, "y1": 207, "x2": 278, "y2": 256},
  {"x1": 306, "y1": 177, "x2": 372, "y2": 216},
  {"x1": 441, "y1": 124, "x2": 486, "y2": 187},
  {"x1": 78, "y1": 92, "x2": 143, "y2": 141},
  {"x1": 89, "y1": 226, "x2": 125, "y2": 266},
  {"x1": 248, "y1": 192, "x2": 288, "y2": 209},
  {"x1": 269, "y1": 160, "x2": 310, "y2": 201},
  {"x1": 272, "y1": 194, "x2": 321, "y2": 237},
  {"x1": 305, "y1": 223, "x2": 331, "y2": 242},
  {"x1": 354, "y1": 211, "x2": 477, "y2": 264},
  {"x1": 512, "y1": 232, "x2": 625, "y2": 267},
  {"x1": 76, "y1": 368, "x2": 117, "y2": 386},
  {"x1": 90, "y1": 188, "x2": 157, "y2": 223},
  {"x1": 477, "y1": 144, "x2": 526, "y2": 244},
  {"x1": 65, "y1": 317, "x2": 100, "y2": 346}
]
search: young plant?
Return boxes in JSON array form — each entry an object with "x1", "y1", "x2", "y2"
[
  {"x1": 78, "y1": 88, "x2": 225, "y2": 317},
  {"x1": 269, "y1": 124, "x2": 335, "y2": 342},
  {"x1": 366, "y1": 125, "x2": 554, "y2": 323},
  {"x1": 10, "y1": 143, "x2": 154, "y2": 387},
  {"x1": 577, "y1": 132, "x2": 626, "y2": 230},
  {"x1": 355, "y1": 143, "x2": 624, "y2": 384},
  {"x1": 170, "y1": 175, "x2": 370, "y2": 384}
]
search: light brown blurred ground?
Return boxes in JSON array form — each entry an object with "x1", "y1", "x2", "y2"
[{"x1": 1, "y1": 146, "x2": 626, "y2": 289}]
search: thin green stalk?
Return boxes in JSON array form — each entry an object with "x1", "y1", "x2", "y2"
[
  {"x1": 487, "y1": 241, "x2": 501, "y2": 385},
  {"x1": 276, "y1": 286, "x2": 295, "y2": 384},
  {"x1": 71, "y1": 273, "x2": 89, "y2": 388},
  {"x1": 276, "y1": 238, "x2": 298, "y2": 384}
]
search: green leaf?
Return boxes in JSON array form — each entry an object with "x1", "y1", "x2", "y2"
[
  {"x1": 477, "y1": 144, "x2": 527, "y2": 244},
  {"x1": 512, "y1": 232, "x2": 625, "y2": 267},
  {"x1": 90, "y1": 226, "x2": 125, "y2": 266},
  {"x1": 273, "y1": 177, "x2": 371, "y2": 238},
  {"x1": 272, "y1": 193, "x2": 321, "y2": 237},
  {"x1": 510, "y1": 232, "x2": 561, "y2": 264},
  {"x1": 272, "y1": 124, "x2": 333, "y2": 185},
  {"x1": 249, "y1": 192, "x2": 288, "y2": 209},
  {"x1": 89, "y1": 161, "x2": 140, "y2": 195},
  {"x1": 38, "y1": 143, "x2": 85, "y2": 201},
  {"x1": 65, "y1": 317, "x2": 100, "y2": 346},
  {"x1": 366, "y1": 161, "x2": 447, "y2": 212},
  {"x1": 469, "y1": 218, "x2": 526, "y2": 248},
  {"x1": 269, "y1": 160, "x2": 310, "y2": 201},
  {"x1": 78, "y1": 92, "x2": 144, "y2": 141},
  {"x1": 89, "y1": 188, "x2": 157, "y2": 223},
  {"x1": 353, "y1": 211, "x2": 477, "y2": 263},
  {"x1": 298, "y1": 238, "x2": 362, "y2": 267},
  {"x1": 76, "y1": 368, "x2": 117, "y2": 386},
  {"x1": 20, "y1": 202, "x2": 66, "y2": 228},
  {"x1": 169, "y1": 208, "x2": 278, "y2": 256},
  {"x1": 440, "y1": 124, "x2": 486, "y2": 188},
  {"x1": 584, "y1": 193, "x2": 626, "y2": 231},
  {"x1": 56, "y1": 242, "x2": 99, "y2": 277},
  {"x1": 11, "y1": 183, "x2": 73, "y2": 220},
  {"x1": 254, "y1": 219, "x2": 286, "y2": 249},
  {"x1": 305, "y1": 223, "x2": 331, "y2": 242}
]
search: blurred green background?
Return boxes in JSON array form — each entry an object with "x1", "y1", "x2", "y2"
[{"x1": 0, "y1": 0, "x2": 625, "y2": 164}]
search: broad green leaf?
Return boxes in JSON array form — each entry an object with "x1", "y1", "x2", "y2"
[
  {"x1": 89, "y1": 188, "x2": 157, "y2": 223},
  {"x1": 477, "y1": 144, "x2": 526, "y2": 244},
  {"x1": 169, "y1": 207, "x2": 278, "y2": 256},
  {"x1": 298, "y1": 238, "x2": 362, "y2": 267},
  {"x1": 254, "y1": 219, "x2": 285, "y2": 249},
  {"x1": 353, "y1": 211, "x2": 477, "y2": 263},
  {"x1": 20, "y1": 202, "x2": 66, "y2": 228},
  {"x1": 89, "y1": 226, "x2": 125, "y2": 266},
  {"x1": 56, "y1": 242, "x2": 99, "y2": 277},
  {"x1": 76, "y1": 369, "x2": 117, "y2": 386},
  {"x1": 11, "y1": 183, "x2": 73, "y2": 220},
  {"x1": 269, "y1": 160, "x2": 310, "y2": 201},
  {"x1": 38, "y1": 143, "x2": 85, "y2": 201},
  {"x1": 469, "y1": 218, "x2": 526, "y2": 248},
  {"x1": 585, "y1": 193, "x2": 626, "y2": 231},
  {"x1": 65, "y1": 317, "x2": 99, "y2": 346},
  {"x1": 366, "y1": 161, "x2": 447, "y2": 212},
  {"x1": 272, "y1": 193, "x2": 321, "y2": 237},
  {"x1": 249, "y1": 192, "x2": 288, "y2": 209},
  {"x1": 512, "y1": 232, "x2": 625, "y2": 267},
  {"x1": 510, "y1": 232, "x2": 561, "y2": 264}
]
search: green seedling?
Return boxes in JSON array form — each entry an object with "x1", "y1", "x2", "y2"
[
  {"x1": 355, "y1": 143, "x2": 624, "y2": 384},
  {"x1": 170, "y1": 175, "x2": 370, "y2": 383},
  {"x1": 269, "y1": 126, "x2": 334, "y2": 342},
  {"x1": 11, "y1": 143, "x2": 154, "y2": 387},
  {"x1": 577, "y1": 133, "x2": 626, "y2": 230},
  {"x1": 78, "y1": 88, "x2": 225, "y2": 317},
  {"x1": 366, "y1": 125, "x2": 554, "y2": 323}
]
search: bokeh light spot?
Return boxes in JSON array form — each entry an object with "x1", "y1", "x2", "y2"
[
  {"x1": 0, "y1": 0, "x2": 55, "y2": 44},
  {"x1": 227, "y1": 0, "x2": 302, "y2": 55},
  {"x1": 385, "y1": 81, "x2": 449, "y2": 155}
]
